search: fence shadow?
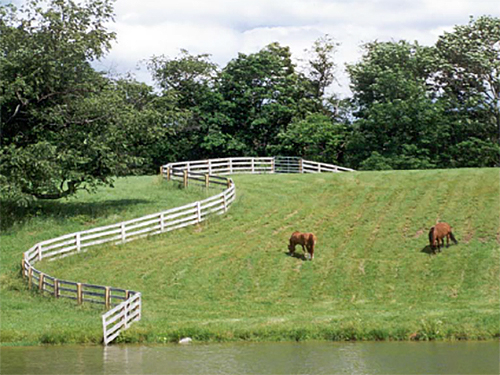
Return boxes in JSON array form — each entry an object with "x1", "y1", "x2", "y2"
[{"x1": 1, "y1": 199, "x2": 149, "y2": 231}]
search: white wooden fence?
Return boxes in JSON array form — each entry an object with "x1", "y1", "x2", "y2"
[
  {"x1": 21, "y1": 156, "x2": 353, "y2": 345},
  {"x1": 163, "y1": 156, "x2": 354, "y2": 176}
]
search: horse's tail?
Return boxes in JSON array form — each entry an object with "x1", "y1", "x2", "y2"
[
  {"x1": 449, "y1": 231, "x2": 458, "y2": 244},
  {"x1": 428, "y1": 227, "x2": 435, "y2": 247}
]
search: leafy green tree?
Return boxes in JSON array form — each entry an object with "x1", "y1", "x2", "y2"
[
  {"x1": 0, "y1": 0, "x2": 146, "y2": 204},
  {"x1": 148, "y1": 50, "x2": 245, "y2": 160},
  {"x1": 272, "y1": 113, "x2": 348, "y2": 164},
  {"x1": 434, "y1": 15, "x2": 500, "y2": 166},
  {"x1": 110, "y1": 76, "x2": 187, "y2": 174},
  {"x1": 149, "y1": 49, "x2": 219, "y2": 109},
  {"x1": 219, "y1": 43, "x2": 313, "y2": 155},
  {"x1": 305, "y1": 35, "x2": 339, "y2": 102},
  {"x1": 346, "y1": 40, "x2": 451, "y2": 169}
]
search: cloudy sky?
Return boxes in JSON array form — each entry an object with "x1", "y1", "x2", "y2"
[{"x1": 93, "y1": 0, "x2": 498, "y2": 96}]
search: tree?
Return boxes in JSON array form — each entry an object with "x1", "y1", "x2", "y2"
[
  {"x1": 0, "y1": 0, "x2": 142, "y2": 204},
  {"x1": 346, "y1": 40, "x2": 446, "y2": 169},
  {"x1": 272, "y1": 113, "x2": 348, "y2": 164},
  {"x1": 219, "y1": 43, "x2": 312, "y2": 155},
  {"x1": 148, "y1": 49, "x2": 219, "y2": 109},
  {"x1": 147, "y1": 50, "x2": 244, "y2": 160},
  {"x1": 434, "y1": 15, "x2": 500, "y2": 165},
  {"x1": 305, "y1": 34, "x2": 339, "y2": 102}
]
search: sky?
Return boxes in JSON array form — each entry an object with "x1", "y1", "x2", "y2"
[{"x1": 26, "y1": 0, "x2": 500, "y2": 97}]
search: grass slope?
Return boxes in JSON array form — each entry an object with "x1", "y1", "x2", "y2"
[{"x1": 1, "y1": 169, "x2": 499, "y2": 345}]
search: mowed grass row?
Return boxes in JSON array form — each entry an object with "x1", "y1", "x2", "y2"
[{"x1": 1, "y1": 169, "x2": 499, "y2": 345}]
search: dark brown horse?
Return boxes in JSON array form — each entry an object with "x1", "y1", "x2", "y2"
[
  {"x1": 288, "y1": 231, "x2": 317, "y2": 260},
  {"x1": 428, "y1": 222, "x2": 458, "y2": 253}
]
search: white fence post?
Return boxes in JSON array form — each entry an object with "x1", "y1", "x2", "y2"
[
  {"x1": 121, "y1": 223, "x2": 126, "y2": 243},
  {"x1": 76, "y1": 233, "x2": 81, "y2": 252},
  {"x1": 38, "y1": 244, "x2": 42, "y2": 261},
  {"x1": 196, "y1": 201, "x2": 202, "y2": 223},
  {"x1": 160, "y1": 213, "x2": 165, "y2": 232}
]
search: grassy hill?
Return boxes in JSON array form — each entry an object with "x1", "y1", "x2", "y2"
[{"x1": 1, "y1": 169, "x2": 499, "y2": 344}]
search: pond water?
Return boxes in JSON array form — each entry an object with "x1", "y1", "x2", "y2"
[{"x1": 1, "y1": 341, "x2": 498, "y2": 374}]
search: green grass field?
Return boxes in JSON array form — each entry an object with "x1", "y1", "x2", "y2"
[{"x1": 1, "y1": 169, "x2": 499, "y2": 345}]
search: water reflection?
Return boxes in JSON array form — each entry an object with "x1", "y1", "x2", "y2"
[{"x1": 2, "y1": 341, "x2": 498, "y2": 374}]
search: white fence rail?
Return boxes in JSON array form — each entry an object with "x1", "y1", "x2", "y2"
[{"x1": 21, "y1": 156, "x2": 353, "y2": 345}]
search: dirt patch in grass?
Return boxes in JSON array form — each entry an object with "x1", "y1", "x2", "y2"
[
  {"x1": 463, "y1": 230, "x2": 474, "y2": 244},
  {"x1": 414, "y1": 229, "x2": 425, "y2": 238}
]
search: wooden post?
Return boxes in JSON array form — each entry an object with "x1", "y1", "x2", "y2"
[
  {"x1": 271, "y1": 158, "x2": 275, "y2": 173},
  {"x1": 105, "y1": 287, "x2": 111, "y2": 309},
  {"x1": 227, "y1": 179, "x2": 232, "y2": 189},
  {"x1": 77, "y1": 283, "x2": 83, "y2": 305},
  {"x1": 21, "y1": 254, "x2": 25, "y2": 279},
  {"x1": 159, "y1": 165, "x2": 163, "y2": 177},
  {"x1": 299, "y1": 158, "x2": 303, "y2": 173},
  {"x1": 166, "y1": 166, "x2": 171, "y2": 181},
  {"x1": 28, "y1": 268, "x2": 33, "y2": 290},
  {"x1": 205, "y1": 174, "x2": 209, "y2": 189},
  {"x1": 39, "y1": 273, "x2": 44, "y2": 292},
  {"x1": 54, "y1": 279, "x2": 59, "y2": 298},
  {"x1": 126, "y1": 290, "x2": 131, "y2": 300}
]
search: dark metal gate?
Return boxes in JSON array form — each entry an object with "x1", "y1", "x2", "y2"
[{"x1": 274, "y1": 156, "x2": 301, "y2": 173}]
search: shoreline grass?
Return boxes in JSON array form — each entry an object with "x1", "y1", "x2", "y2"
[{"x1": 1, "y1": 169, "x2": 499, "y2": 345}]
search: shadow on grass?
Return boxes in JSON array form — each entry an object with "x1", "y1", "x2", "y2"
[
  {"x1": 284, "y1": 251, "x2": 310, "y2": 261},
  {"x1": 1, "y1": 199, "x2": 149, "y2": 231},
  {"x1": 421, "y1": 245, "x2": 453, "y2": 255},
  {"x1": 421, "y1": 243, "x2": 458, "y2": 255},
  {"x1": 421, "y1": 245, "x2": 436, "y2": 255}
]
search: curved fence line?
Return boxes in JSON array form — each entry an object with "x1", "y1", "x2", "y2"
[{"x1": 21, "y1": 156, "x2": 353, "y2": 345}]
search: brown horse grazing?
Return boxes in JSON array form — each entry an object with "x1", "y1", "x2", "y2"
[
  {"x1": 288, "y1": 231, "x2": 317, "y2": 260},
  {"x1": 428, "y1": 222, "x2": 458, "y2": 253}
]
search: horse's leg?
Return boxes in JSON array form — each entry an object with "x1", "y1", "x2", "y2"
[{"x1": 446, "y1": 234, "x2": 450, "y2": 248}]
